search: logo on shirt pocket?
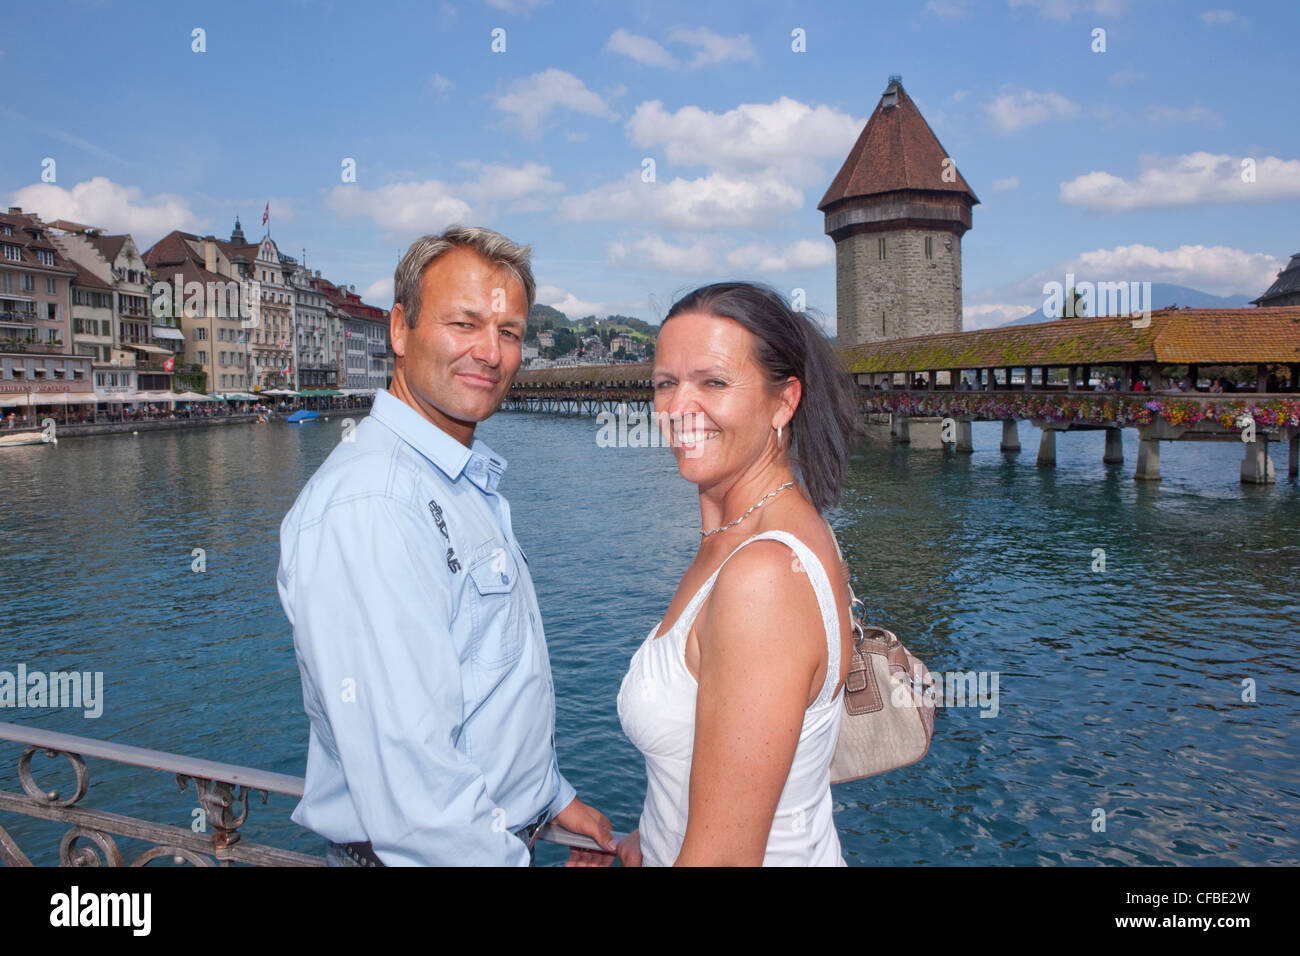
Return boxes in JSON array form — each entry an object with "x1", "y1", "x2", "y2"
[{"x1": 469, "y1": 542, "x2": 523, "y2": 670}]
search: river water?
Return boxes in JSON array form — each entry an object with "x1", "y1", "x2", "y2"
[{"x1": 2, "y1": 412, "x2": 1297, "y2": 866}]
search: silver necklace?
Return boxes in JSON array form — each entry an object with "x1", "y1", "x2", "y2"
[{"x1": 701, "y1": 481, "x2": 796, "y2": 537}]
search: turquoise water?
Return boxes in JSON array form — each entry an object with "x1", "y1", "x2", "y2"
[{"x1": 2, "y1": 414, "x2": 1297, "y2": 865}]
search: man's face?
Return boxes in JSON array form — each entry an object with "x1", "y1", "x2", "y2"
[{"x1": 391, "y1": 247, "x2": 527, "y2": 441}]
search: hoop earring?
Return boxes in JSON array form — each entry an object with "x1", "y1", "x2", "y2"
[{"x1": 776, "y1": 424, "x2": 782, "y2": 444}]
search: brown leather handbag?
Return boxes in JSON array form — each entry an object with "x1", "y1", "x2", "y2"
[{"x1": 829, "y1": 576, "x2": 937, "y2": 785}]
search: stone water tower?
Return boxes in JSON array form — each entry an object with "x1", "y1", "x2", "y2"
[{"x1": 819, "y1": 76, "x2": 979, "y2": 345}]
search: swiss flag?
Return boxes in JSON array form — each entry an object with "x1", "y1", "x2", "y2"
[
  {"x1": 163, "y1": 356, "x2": 175, "y2": 372},
  {"x1": 262, "y1": 202, "x2": 269, "y2": 226}
]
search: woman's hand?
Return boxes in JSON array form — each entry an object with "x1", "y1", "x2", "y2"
[{"x1": 617, "y1": 829, "x2": 642, "y2": 867}]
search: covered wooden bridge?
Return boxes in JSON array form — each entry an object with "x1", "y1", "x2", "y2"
[
  {"x1": 844, "y1": 308, "x2": 1300, "y2": 483},
  {"x1": 507, "y1": 308, "x2": 1300, "y2": 484}
]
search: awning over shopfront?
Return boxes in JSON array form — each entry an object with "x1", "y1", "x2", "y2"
[
  {"x1": 298, "y1": 389, "x2": 340, "y2": 397},
  {"x1": 21, "y1": 393, "x2": 95, "y2": 406},
  {"x1": 124, "y1": 343, "x2": 172, "y2": 356},
  {"x1": 216, "y1": 392, "x2": 258, "y2": 401},
  {"x1": 338, "y1": 388, "x2": 376, "y2": 396},
  {"x1": 0, "y1": 392, "x2": 96, "y2": 406},
  {"x1": 150, "y1": 327, "x2": 185, "y2": 341}
]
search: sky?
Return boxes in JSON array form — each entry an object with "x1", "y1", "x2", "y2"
[{"x1": 4, "y1": 0, "x2": 1297, "y2": 332}]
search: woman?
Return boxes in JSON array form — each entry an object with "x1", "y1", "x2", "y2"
[{"x1": 615, "y1": 282, "x2": 861, "y2": 866}]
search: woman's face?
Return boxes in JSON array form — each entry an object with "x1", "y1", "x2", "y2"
[{"x1": 652, "y1": 311, "x2": 790, "y2": 487}]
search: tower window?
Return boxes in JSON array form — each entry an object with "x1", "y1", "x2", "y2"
[
  {"x1": 881, "y1": 312, "x2": 886, "y2": 336},
  {"x1": 925, "y1": 236, "x2": 934, "y2": 259},
  {"x1": 878, "y1": 237, "x2": 886, "y2": 260}
]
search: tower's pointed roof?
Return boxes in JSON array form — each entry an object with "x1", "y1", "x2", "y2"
[{"x1": 819, "y1": 77, "x2": 979, "y2": 211}]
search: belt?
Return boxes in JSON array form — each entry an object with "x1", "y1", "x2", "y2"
[{"x1": 337, "y1": 811, "x2": 550, "y2": 867}]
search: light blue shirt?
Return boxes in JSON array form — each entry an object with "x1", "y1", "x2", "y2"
[{"x1": 277, "y1": 388, "x2": 575, "y2": 866}]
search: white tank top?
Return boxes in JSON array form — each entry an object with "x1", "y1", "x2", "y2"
[{"x1": 617, "y1": 529, "x2": 846, "y2": 866}]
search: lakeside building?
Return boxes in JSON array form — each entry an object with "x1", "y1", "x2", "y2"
[
  {"x1": 1, "y1": 208, "x2": 75, "y2": 353},
  {"x1": 142, "y1": 229, "x2": 251, "y2": 395},
  {"x1": 0, "y1": 209, "x2": 97, "y2": 416},
  {"x1": 293, "y1": 266, "x2": 337, "y2": 390},
  {"x1": 313, "y1": 274, "x2": 388, "y2": 392},
  {"x1": 1253, "y1": 253, "x2": 1300, "y2": 308}
]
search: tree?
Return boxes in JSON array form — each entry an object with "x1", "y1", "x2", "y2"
[{"x1": 1062, "y1": 287, "x2": 1086, "y2": 319}]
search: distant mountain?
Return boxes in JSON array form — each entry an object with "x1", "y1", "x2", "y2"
[{"x1": 995, "y1": 283, "x2": 1256, "y2": 328}]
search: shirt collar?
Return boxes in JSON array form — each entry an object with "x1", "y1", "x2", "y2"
[{"x1": 369, "y1": 388, "x2": 508, "y2": 492}]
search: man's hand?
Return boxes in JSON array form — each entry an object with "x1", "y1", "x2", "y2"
[{"x1": 553, "y1": 797, "x2": 617, "y2": 867}]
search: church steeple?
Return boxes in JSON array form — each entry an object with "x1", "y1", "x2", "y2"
[{"x1": 230, "y1": 215, "x2": 246, "y2": 247}]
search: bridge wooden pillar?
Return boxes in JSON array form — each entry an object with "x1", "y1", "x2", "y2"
[
  {"x1": 1290, "y1": 435, "x2": 1299, "y2": 478},
  {"x1": 1067, "y1": 365, "x2": 1078, "y2": 392}
]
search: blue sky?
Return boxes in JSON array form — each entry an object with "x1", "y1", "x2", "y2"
[{"x1": 4, "y1": 0, "x2": 1296, "y2": 331}]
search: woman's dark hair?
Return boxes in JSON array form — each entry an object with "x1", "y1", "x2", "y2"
[{"x1": 662, "y1": 282, "x2": 861, "y2": 512}]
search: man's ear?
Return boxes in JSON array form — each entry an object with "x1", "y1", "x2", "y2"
[{"x1": 390, "y1": 303, "x2": 408, "y2": 358}]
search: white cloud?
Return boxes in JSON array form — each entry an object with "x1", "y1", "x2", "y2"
[
  {"x1": 1146, "y1": 104, "x2": 1222, "y2": 126},
  {"x1": 492, "y1": 69, "x2": 619, "y2": 136},
  {"x1": 1200, "y1": 8, "x2": 1245, "y2": 25},
  {"x1": 484, "y1": 0, "x2": 550, "y2": 11},
  {"x1": 457, "y1": 161, "x2": 563, "y2": 206},
  {"x1": 666, "y1": 27, "x2": 757, "y2": 67},
  {"x1": 1059, "y1": 152, "x2": 1300, "y2": 210},
  {"x1": 429, "y1": 73, "x2": 453, "y2": 94},
  {"x1": 924, "y1": 0, "x2": 972, "y2": 17},
  {"x1": 536, "y1": 284, "x2": 610, "y2": 318},
  {"x1": 993, "y1": 176, "x2": 1020, "y2": 191},
  {"x1": 327, "y1": 162, "x2": 562, "y2": 237},
  {"x1": 561, "y1": 170, "x2": 804, "y2": 230},
  {"x1": 362, "y1": 277, "x2": 394, "y2": 306},
  {"x1": 726, "y1": 239, "x2": 834, "y2": 273},
  {"x1": 963, "y1": 303, "x2": 1034, "y2": 330},
  {"x1": 605, "y1": 29, "x2": 677, "y2": 67},
  {"x1": 626, "y1": 97, "x2": 863, "y2": 183},
  {"x1": 1015, "y1": 244, "x2": 1284, "y2": 299},
  {"x1": 607, "y1": 235, "x2": 721, "y2": 274},
  {"x1": 1007, "y1": 0, "x2": 1128, "y2": 20},
  {"x1": 327, "y1": 180, "x2": 473, "y2": 238},
  {"x1": 8, "y1": 177, "x2": 200, "y2": 245},
  {"x1": 1109, "y1": 70, "x2": 1144, "y2": 86},
  {"x1": 985, "y1": 88, "x2": 1079, "y2": 132}
]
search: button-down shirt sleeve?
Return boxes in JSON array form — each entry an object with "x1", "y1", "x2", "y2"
[
  {"x1": 548, "y1": 755, "x2": 576, "y2": 820},
  {"x1": 283, "y1": 493, "x2": 531, "y2": 867}
]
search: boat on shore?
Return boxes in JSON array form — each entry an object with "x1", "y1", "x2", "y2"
[
  {"x1": 0, "y1": 431, "x2": 54, "y2": 447},
  {"x1": 285, "y1": 410, "x2": 319, "y2": 424}
]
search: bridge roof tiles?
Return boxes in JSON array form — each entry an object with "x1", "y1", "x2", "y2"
[
  {"x1": 513, "y1": 363, "x2": 652, "y2": 386},
  {"x1": 838, "y1": 308, "x2": 1300, "y2": 373}
]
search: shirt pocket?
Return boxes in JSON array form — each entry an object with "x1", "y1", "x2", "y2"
[{"x1": 468, "y1": 541, "x2": 523, "y2": 670}]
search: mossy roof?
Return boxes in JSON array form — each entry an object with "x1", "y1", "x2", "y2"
[{"x1": 838, "y1": 308, "x2": 1300, "y2": 373}]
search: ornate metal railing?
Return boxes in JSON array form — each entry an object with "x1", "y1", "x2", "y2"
[{"x1": 0, "y1": 721, "x2": 608, "y2": 866}]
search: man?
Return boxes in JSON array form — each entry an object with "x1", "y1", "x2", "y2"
[{"x1": 278, "y1": 226, "x2": 615, "y2": 865}]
